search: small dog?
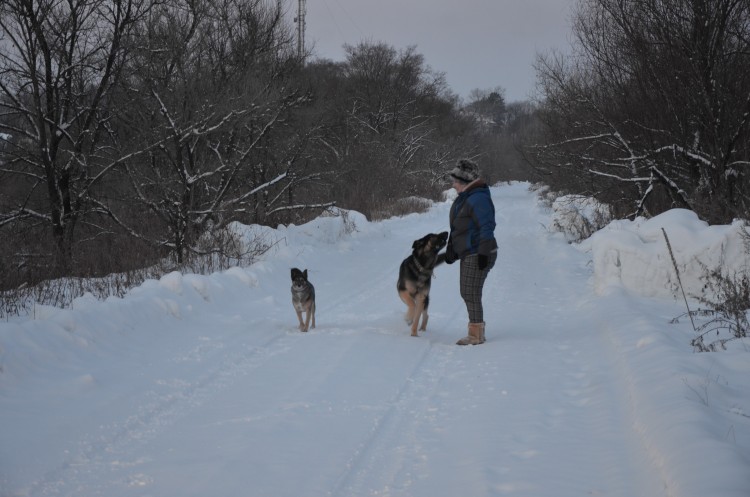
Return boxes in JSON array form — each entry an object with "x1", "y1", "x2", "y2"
[
  {"x1": 397, "y1": 231, "x2": 448, "y2": 336},
  {"x1": 291, "y1": 268, "x2": 316, "y2": 332}
]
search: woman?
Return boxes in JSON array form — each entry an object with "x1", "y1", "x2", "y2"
[{"x1": 444, "y1": 159, "x2": 498, "y2": 345}]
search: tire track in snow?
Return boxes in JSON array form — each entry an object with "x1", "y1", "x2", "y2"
[
  {"x1": 328, "y1": 341, "x2": 456, "y2": 497},
  {"x1": 24, "y1": 326, "x2": 295, "y2": 497},
  {"x1": 596, "y1": 312, "x2": 673, "y2": 497},
  {"x1": 315, "y1": 251, "x2": 399, "y2": 318},
  {"x1": 478, "y1": 191, "x2": 667, "y2": 496}
]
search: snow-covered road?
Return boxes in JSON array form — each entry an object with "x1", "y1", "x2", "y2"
[{"x1": 2, "y1": 183, "x2": 748, "y2": 497}]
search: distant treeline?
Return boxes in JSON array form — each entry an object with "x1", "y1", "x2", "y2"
[
  {"x1": 1, "y1": 0, "x2": 748, "y2": 294},
  {"x1": 0, "y1": 0, "x2": 532, "y2": 291}
]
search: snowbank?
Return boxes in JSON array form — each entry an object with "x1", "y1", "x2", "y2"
[{"x1": 578, "y1": 208, "x2": 749, "y2": 299}]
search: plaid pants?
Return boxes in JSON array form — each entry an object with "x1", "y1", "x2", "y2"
[{"x1": 460, "y1": 252, "x2": 497, "y2": 323}]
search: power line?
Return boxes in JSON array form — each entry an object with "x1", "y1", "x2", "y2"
[
  {"x1": 320, "y1": 0, "x2": 347, "y2": 40},
  {"x1": 330, "y1": 0, "x2": 364, "y2": 38}
]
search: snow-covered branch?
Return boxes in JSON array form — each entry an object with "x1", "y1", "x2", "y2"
[{"x1": 265, "y1": 202, "x2": 336, "y2": 216}]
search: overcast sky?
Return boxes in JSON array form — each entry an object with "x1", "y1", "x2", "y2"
[{"x1": 293, "y1": 0, "x2": 578, "y2": 102}]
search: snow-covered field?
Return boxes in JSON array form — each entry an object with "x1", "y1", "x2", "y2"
[{"x1": 1, "y1": 182, "x2": 748, "y2": 497}]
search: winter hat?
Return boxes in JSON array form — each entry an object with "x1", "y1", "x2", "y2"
[{"x1": 449, "y1": 159, "x2": 480, "y2": 183}]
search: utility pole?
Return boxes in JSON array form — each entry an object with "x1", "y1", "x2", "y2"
[{"x1": 293, "y1": 0, "x2": 306, "y2": 60}]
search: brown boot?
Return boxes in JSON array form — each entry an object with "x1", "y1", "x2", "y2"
[{"x1": 456, "y1": 322, "x2": 486, "y2": 345}]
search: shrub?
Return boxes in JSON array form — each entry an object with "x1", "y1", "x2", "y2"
[{"x1": 688, "y1": 269, "x2": 750, "y2": 352}]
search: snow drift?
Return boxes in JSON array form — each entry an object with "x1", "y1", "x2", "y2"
[{"x1": 578, "y1": 208, "x2": 749, "y2": 299}]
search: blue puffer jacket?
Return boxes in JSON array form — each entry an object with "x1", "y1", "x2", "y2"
[{"x1": 447, "y1": 181, "x2": 497, "y2": 260}]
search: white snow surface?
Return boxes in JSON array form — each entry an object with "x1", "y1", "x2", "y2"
[
  {"x1": 1, "y1": 182, "x2": 749, "y2": 497},
  {"x1": 579, "y1": 208, "x2": 749, "y2": 299}
]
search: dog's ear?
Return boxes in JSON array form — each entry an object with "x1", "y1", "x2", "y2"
[
  {"x1": 412, "y1": 236, "x2": 427, "y2": 250},
  {"x1": 303, "y1": 269, "x2": 308, "y2": 280},
  {"x1": 291, "y1": 268, "x2": 300, "y2": 280}
]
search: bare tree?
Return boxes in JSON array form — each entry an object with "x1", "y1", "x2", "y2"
[
  {"x1": 0, "y1": 0, "x2": 157, "y2": 273},
  {"x1": 119, "y1": 0, "x2": 323, "y2": 263},
  {"x1": 532, "y1": 0, "x2": 750, "y2": 223},
  {"x1": 326, "y1": 42, "x2": 463, "y2": 213}
]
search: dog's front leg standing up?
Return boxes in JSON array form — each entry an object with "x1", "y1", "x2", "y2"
[
  {"x1": 295, "y1": 308, "x2": 306, "y2": 331},
  {"x1": 411, "y1": 295, "x2": 427, "y2": 337},
  {"x1": 399, "y1": 290, "x2": 416, "y2": 326}
]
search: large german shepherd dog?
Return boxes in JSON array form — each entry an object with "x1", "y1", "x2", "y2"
[{"x1": 397, "y1": 232, "x2": 448, "y2": 336}]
